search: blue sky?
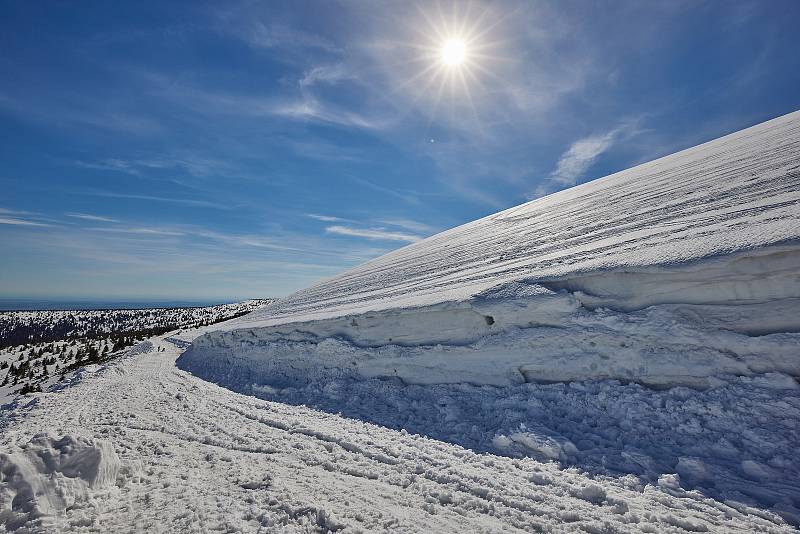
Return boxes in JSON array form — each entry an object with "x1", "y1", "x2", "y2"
[{"x1": 2, "y1": 0, "x2": 799, "y2": 300}]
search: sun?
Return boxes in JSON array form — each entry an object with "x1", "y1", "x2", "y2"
[
  {"x1": 388, "y1": 1, "x2": 506, "y2": 117},
  {"x1": 440, "y1": 38, "x2": 467, "y2": 66}
]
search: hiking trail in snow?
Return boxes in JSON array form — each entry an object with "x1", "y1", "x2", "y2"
[{"x1": 1, "y1": 333, "x2": 795, "y2": 532}]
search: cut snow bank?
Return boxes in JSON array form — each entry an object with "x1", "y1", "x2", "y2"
[
  {"x1": 173, "y1": 112, "x2": 800, "y2": 526},
  {"x1": 180, "y1": 277, "x2": 800, "y2": 389},
  {"x1": 180, "y1": 111, "x2": 800, "y2": 390}
]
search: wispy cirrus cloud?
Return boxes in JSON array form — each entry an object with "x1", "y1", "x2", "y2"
[
  {"x1": 306, "y1": 214, "x2": 434, "y2": 241},
  {"x1": 0, "y1": 223, "x2": 371, "y2": 299},
  {"x1": 237, "y1": 21, "x2": 341, "y2": 54},
  {"x1": 0, "y1": 92, "x2": 162, "y2": 135},
  {"x1": 532, "y1": 118, "x2": 644, "y2": 198},
  {"x1": 548, "y1": 131, "x2": 618, "y2": 187},
  {"x1": 0, "y1": 207, "x2": 32, "y2": 216},
  {"x1": 73, "y1": 158, "x2": 145, "y2": 175},
  {"x1": 72, "y1": 219, "x2": 390, "y2": 263},
  {"x1": 300, "y1": 64, "x2": 355, "y2": 88},
  {"x1": 306, "y1": 213, "x2": 351, "y2": 223},
  {"x1": 0, "y1": 217, "x2": 50, "y2": 227},
  {"x1": 0, "y1": 207, "x2": 52, "y2": 227},
  {"x1": 378, "y1": 218, "x2": 434, "y2": 234},
  {"x1": 347, "y1": 175, "x2": 420, "y2": 205},
  {"x1": 270, "y1": 98, "x2": 381, "y2": 130},
  {"x1": 138, "y1": 71, "x2": 383, "y2": 132},
  {"x1": 74, "y1": 155, "x2": 232, "y2": 178},
  {"x1": 84, "y1": 190, "x2": 230, "y2": 210},
  {"x1": 92, "y1": 226, "x2": 185, "y2": 237},
  {"x1": 66, "y1": 213, "x2": 120, "y2": 223},
  {"x1": 325, "y1": 225, "x2": 421, "y2": 243}
]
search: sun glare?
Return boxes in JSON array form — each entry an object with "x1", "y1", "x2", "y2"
[
  {"x1": 441, "y1": 38, "x2": 466, "y2": 66},
  {"x1": 391, "y1": 2, "x2": 505, "y2": 119}
]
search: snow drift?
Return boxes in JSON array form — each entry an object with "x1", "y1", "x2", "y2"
[
  {"x1": 0, "y1": 434, "x2": 120, "y2": 531},
  {"x1": 179, "y1": 110, "x2": 800, "y2": 390},
  {"x1": 176, "y1": 113, "x2": 800, "y2": 521}
]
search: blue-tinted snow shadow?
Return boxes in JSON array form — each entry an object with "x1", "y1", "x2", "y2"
[{"x1": 176, "y1": 349, "x2": 799, "y2": 526}]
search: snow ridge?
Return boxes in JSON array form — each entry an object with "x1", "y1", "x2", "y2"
[
  {"x1": 232, "y1": 110, "x2": 800, "y2": 327},
  {"x1": 183, "y1": 110, "x2": 800, "y2": 388}
]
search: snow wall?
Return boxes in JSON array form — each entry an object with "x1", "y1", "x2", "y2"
[{"x1": 178, "y1": 110, "x2": 800, "y2": 391}]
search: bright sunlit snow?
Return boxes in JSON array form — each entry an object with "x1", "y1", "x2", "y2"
[
  {"x1": 175, "y1": 111, "x2": 800, "y2": 528},
  {"x1": 2, "y1": 2, "x2": 800, "y2": 531},
  {"x1": 4, "y1": 111, "x2": 797, "y2": 533}
]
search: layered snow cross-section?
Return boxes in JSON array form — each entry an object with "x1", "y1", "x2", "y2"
[{"x1": 180, "y1": 110, "x2": 800, "y2": 390}]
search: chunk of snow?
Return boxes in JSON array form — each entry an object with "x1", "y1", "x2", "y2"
[{"x1": 0, "y1": 433, "x2": 120, "y2": 528}]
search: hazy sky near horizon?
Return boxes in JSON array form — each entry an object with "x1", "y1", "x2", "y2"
[{"x1": 2, "y1": 0, "x2": 799, "y2": 300}]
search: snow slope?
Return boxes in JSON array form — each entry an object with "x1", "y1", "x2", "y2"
[
  {"x1": 1, "y1": 332, "x2": 795, "y2": 532},
  {"x1": 182, "y1": 110, "x2": 800, "y2": 389},
  {"x1": 175, "y1": 111, "x2": 800, "y2": 525},
  {"x1": 224, "y1": 110, "x2": 800, "y2": 327},
  {"x1": 2, "y1": 112, "x2": 800, "y2": 531}
]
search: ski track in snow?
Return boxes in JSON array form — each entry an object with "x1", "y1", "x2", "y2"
[{"x1": 1, "y1": 333, "x2": 795, "y2": 533}]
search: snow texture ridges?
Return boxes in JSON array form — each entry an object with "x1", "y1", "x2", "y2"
[
  {"x1": 229, "y1": 110, "x2": 800, "y2": 327},
  {"x1": 176, "y1": 111, "x2": 800, "y2": 526}
]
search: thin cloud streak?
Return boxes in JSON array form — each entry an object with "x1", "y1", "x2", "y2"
[
  {"x1": 0, "y1": 217, "x2": 51, "y2": 227},
  {"x1": 306, "y1": 213, "x2": 351, "y2": 223},
  {"x1": 235, "y1": 21, "x2": 341, "y2": 54},
  {"x1": 92, "y1": 227, "x2": 185, "y2": 237},
  {"x1": 379, "y1": 218, "x2": 434, "y2": 233},
  {"x1": 532, "y1": 118, "x2": 644, "y2": 199},
  {"x1": 84, "y1": 191, "x2": 230, "y2": 210},
  {"x1": 0, "y1": 207, "x2": 53, "y2": 227},
  {"x1": 549, "y1": 131, "x2": 618, "y2": 186},
  {"x1": 270, "y1": 99, "x2": 380, "y2": 130},
  {"x1": 66, "y1": 213, "x2": 120, "y2": 223},
  {"x1": 348, "y1": 176, "x2": 420, "y2": 205},
  {"x1": 1, "y1": 207, "x2": 35, "y2": 216},
  {"x1": 300, "y1": 64, "x2": 356, "y2": 88},
  {"x1": 325, "y1": 225, "x2": 421, "y2": 243},
  {"x1": 74, "y1": 157, "x2": 227, "y2": 178}
]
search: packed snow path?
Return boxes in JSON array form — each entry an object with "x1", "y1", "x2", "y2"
[{"x1": 1, "y1": 333, "x2": 794, "y2": 533}]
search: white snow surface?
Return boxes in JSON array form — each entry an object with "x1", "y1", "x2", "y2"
[
  {"x1": 3, "y1": 114, "x2": 800, "y2": 531},
  {"x1": 0, "y1": 434, "x2": 120, "y2": 530},
  {"x1": 1, "y1": 333, "x2": 797, "y2": 532},
  {"x1": 183, "y1": 110, "x2": 800, "y2": 389},
  {"x1": 226, "y1": 110, "x2": 800, "y2": 327},
  {"x1": 171, "y1": 111, "x2": 800, "y2": 528}
]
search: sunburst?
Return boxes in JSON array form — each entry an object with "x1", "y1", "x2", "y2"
[
  {"x1": 440, "y1": 38, "x2": 467, "y2": 66},
  {"x1": 389, "y1": 2, "x2": 510, "y2": 128}
]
